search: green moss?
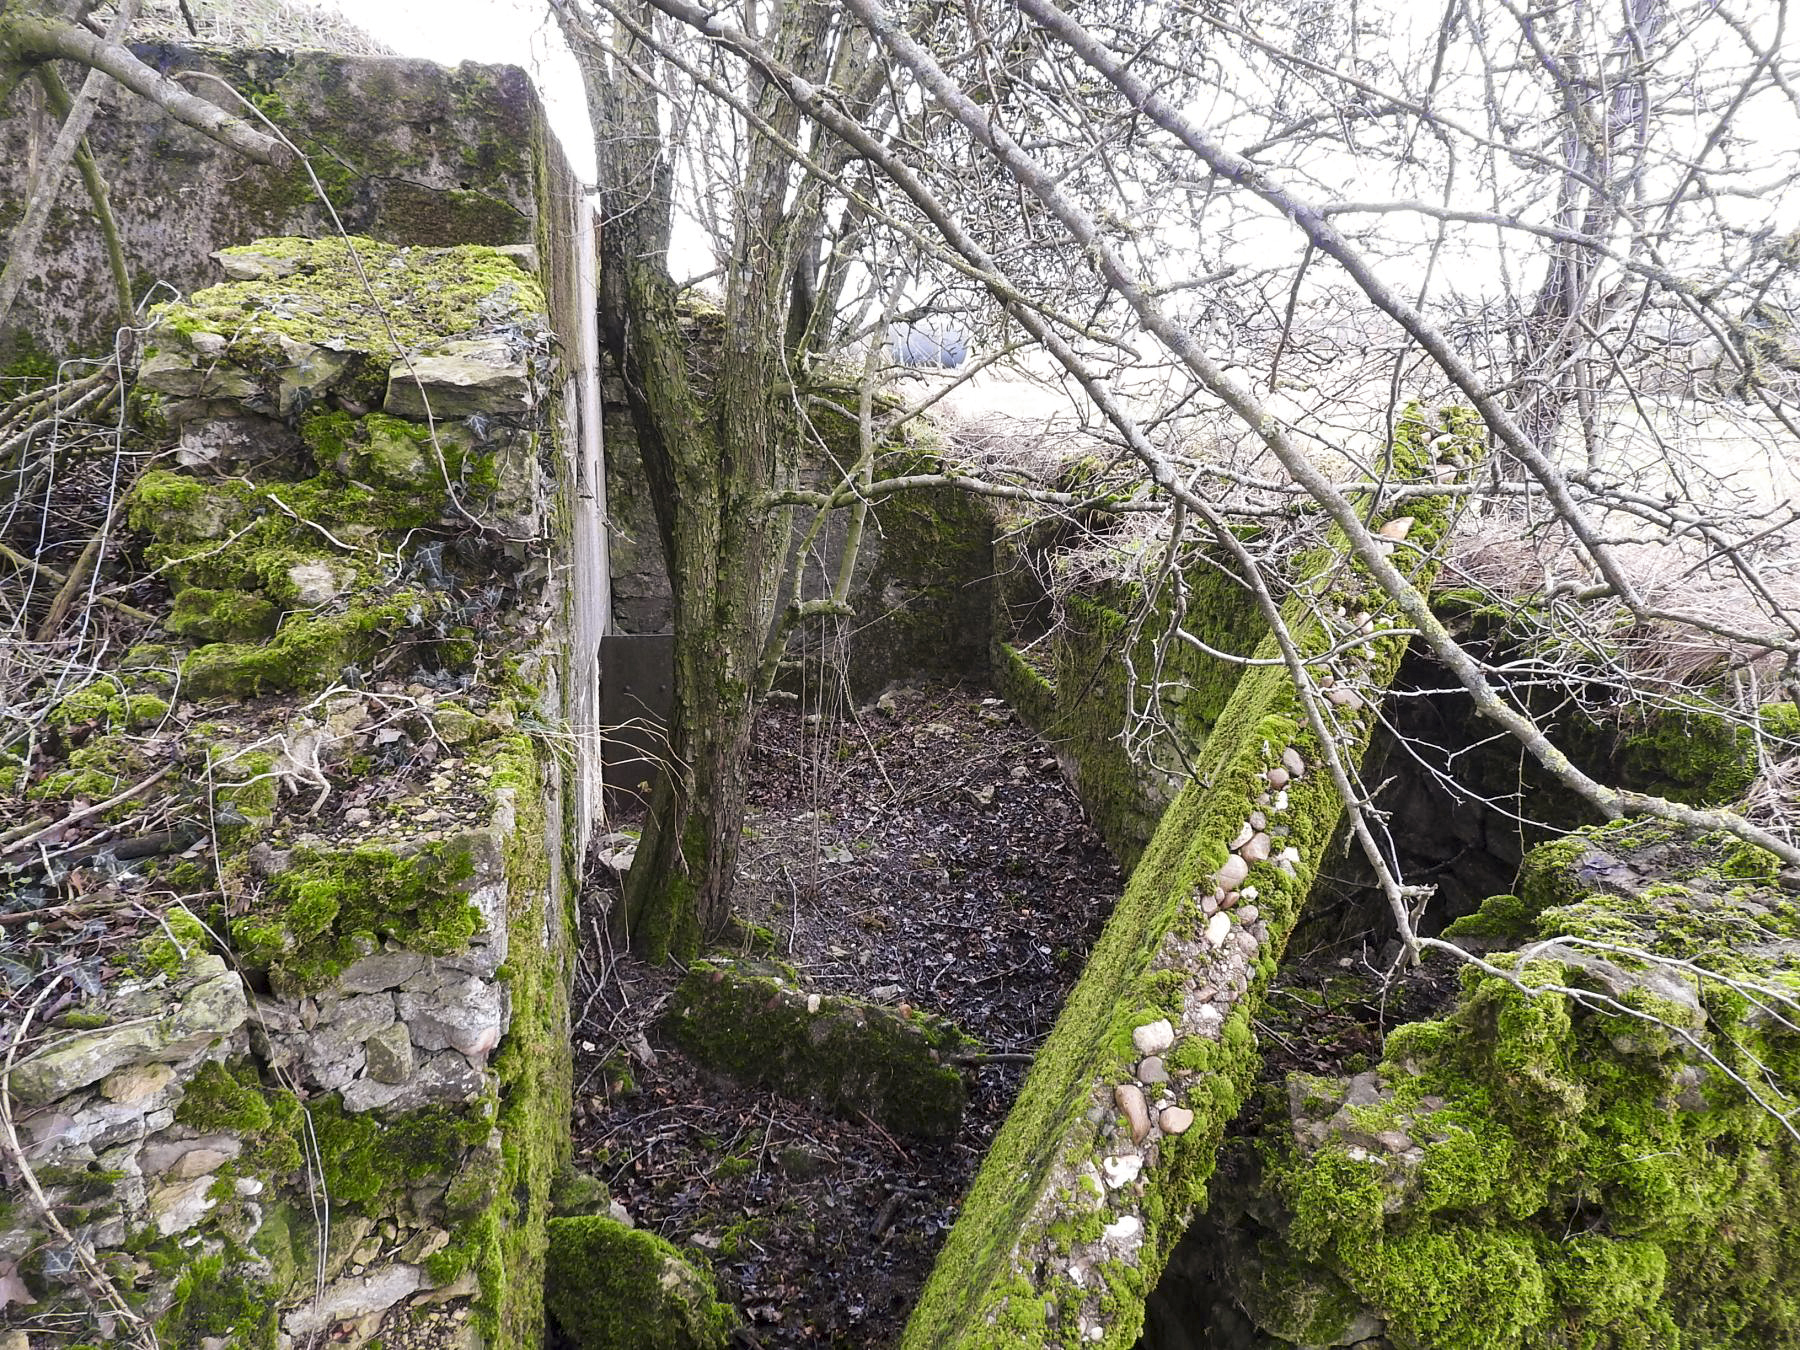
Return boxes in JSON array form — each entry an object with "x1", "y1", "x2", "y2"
[
  {"x1": 214, "y1": 749, "x2": 278, "y2": 824},
  {"x1": 157, "y1": 1252, "x2": 279, "y2": 1350},
  {"x1": 664, "y1": 958, "x2": 976, "y2": 1138},
  {"x1": 543, "y1": 1216, "x2": 738, "y2": 1350},
  {"x1": 1760, "y1": 699, "x2": 1800, "y2": 742},
  {"x1": 48, "y1": 681, "x2": 170, "y2": 733},
  {"x1": 168, "y1": 586, "x2": 280, "y2": 642},
  {"x1": 230, "y1": 836, "x2": 480, "y2": 991},
  {"x1": 308, "y1": 1096, "x2": 489, "y2": 1212},
  {"x1": 1, "y1": 329, "x2": 59, "y2": 387},
  {"x1": 1253, "y1": 822, "x2": 1800, "y2": 1349},
  {"x1": 176, "y1": 1060, "x2": 274, "y2": 1134},
  {"x1": 182, "y1": 593, "x2": 432, "y2": 700},
  {"x1": 1441, "y1": 892, "x2": 1534, "y2": 942},
  {"x1": 1003, "y1": 539, "x2": 1271, "y2": 869},
  {"x1": 151, "y1": 236, "x2": 545, "y2": 366},
  {"x1": 475, "y1": 736, "x2": 574, "y2": 1344},
  {"x1": 1607, "y1": 703, "x2": 1760, "y2": 805},
  {"x1": 135, "y1": 907, "x2": 210, "y2": 979}
]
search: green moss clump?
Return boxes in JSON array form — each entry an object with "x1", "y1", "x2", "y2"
[
  {"x1": 230, "y1": 836, "x2": 480, "y2": 990},
  {"x1": 1607, "y1": 703, "x2": 1761, "y2": 805},
  {"x1": 151, "y1": 236, "x2": 546, "y2": 367},
  {"x1": 158, "y1": 1252, "x2": 279, "y2": 1350},
  {"x1": 543, "y1": 1216, "x2": 738, "y2": 1350},
  {"x1": 664, "y1": 958, "x2": 976, "y2": 1138},
  {"x1": 176, "y1": 1060, "x2": 274, "y2": 1134},
  {"x1": 48, "y1": 681, "x2": 170, "y2": 733},
  {"x1": 182, "y1": 593, "x2": 431, "y2": 700},
  {"x1": 1252, "y1": 821, "x2": 1800, "y2": 1349},
  {"x1": 29, "y1": 734, "x2": 153, "y2": 804},
  {"x1": 168, "y1": 586, "x2": 280, "y2": 642},
  {"x1": 307, "y1": 1096, "x2": 489, "y2": 1213},
  {"x1": 213, "y1": 749, "x2": 278, "y2": 824},
  {"x1": 135, "y1": 907, "x2": 211, "y2": 979}
]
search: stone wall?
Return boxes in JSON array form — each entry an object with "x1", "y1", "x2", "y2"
[
  {"x1": 1152, "y1": 820, "x2": 1800, "y2": 1349},
  {"x1": 1, "y1": 45, "x2": 545, "y2": 368},
  {"x1": 603, "y1": 349, "x2": 994, "y2": 699},
  {"x1": 993, "y1": 529, "x2": 1272, "y2": 871},
  {"x1": 1, "y1": 44, "x2": 602, "y2": 1342},
  {"x1": 1, "y1": 233, "x2": 591, "y2": 1348}
]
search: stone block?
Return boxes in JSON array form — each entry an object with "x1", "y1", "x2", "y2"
[
  {"x1": 385, "y1": 339, "x2": 530, "y2": 418},
  {"x1": 664, "y1": 959, "x2": 975, "y2": 1139},
  {"x1": 365, "y1": 1022, "x2": 415, "y2": 1085}
]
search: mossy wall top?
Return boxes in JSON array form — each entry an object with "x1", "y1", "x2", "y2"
[{"x1": 1, "y1": 45, "x2": 545, "y2": 363}]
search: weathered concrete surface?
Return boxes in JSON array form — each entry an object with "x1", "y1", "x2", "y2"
[
  {"x1": 1, "y1": 46, "x2": 542, "y2": 364},
  {"x1": 902, "y1": 414, "x2": 1472, "y2": 1349}
]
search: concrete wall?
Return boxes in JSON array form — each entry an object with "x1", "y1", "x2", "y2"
[{"x1": 1, "y1": 46, "x2": 543, "y2": 366}]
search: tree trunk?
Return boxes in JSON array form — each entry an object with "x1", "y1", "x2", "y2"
[{"x1": 571, "y1": 0, "x2": 825, "y2": 961}]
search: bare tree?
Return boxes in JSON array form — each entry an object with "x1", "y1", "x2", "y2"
[{"x1": 560, "y1": 0, "x2": 1800, "y2": 967}]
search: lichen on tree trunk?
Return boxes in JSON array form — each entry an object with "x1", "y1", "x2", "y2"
[{"x1": 571, "y1": 0, "x2": 831, "y2": 960}]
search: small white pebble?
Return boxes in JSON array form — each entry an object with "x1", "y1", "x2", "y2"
[
  {"x1": 1133, "y1": 1019, "x2": 1175, "y2": 1055},
  {"x1": 1103, "y1": 1214, "x2": 1141, "y2": 1241},
  {"x1": 1101, "y1": 1155, "x2": 1142, "y2": 1189},
  {"x1": 806, "y1": 993, "x2": 820, "y2": 1014},
  {"x1": 1205, "y1": 912, "x2": 1232, "y2": 949}
]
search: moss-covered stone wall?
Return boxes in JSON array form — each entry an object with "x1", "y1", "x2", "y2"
[
  {"x1": 901, "y1": 410, "x2": 1474, "y2": 1348},
  {"x1": 992, "y1": 539, "x2": 1272, "y2": 871},
  {"x1": 604, "y1": 349, "x2": 997, "y2": 699},
  {"x1": 1159, "y1": 819, "x2": 1800, "y2": 1349},
  {"x1": 1, "y1": 232, "x2": 591, "y2": 1348},
  {"x1": 1, "y1": 46, "x2": 545, "y2": 366}
]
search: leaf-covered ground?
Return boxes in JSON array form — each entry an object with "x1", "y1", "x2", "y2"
[{"x1": 567, "y1": 682, "x2": 1122, "y2": 1348}]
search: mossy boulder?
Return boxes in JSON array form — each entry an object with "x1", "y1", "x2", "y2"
[
  {"x1": 167, "y1": 585, "x2": 280, "y2": 642},
  {"x1": 543, "y1": 1216, "x2": 739, "y2": 1350},
  {"x1": 663, "y1": 958, "x2": 977, "y2": 1138}
]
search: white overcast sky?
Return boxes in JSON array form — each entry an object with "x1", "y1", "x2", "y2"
[{"x1": 325, "y1": 0, "x2": 598, "y2": 181}]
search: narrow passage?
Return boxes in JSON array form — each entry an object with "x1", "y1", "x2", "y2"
[{"x1": 568, "y1": 682, "x2": 1122, "y2": 1348}]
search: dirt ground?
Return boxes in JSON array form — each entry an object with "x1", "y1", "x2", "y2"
[{"x1": 566, "y1": 682, "x2": 1122, "y2": 1348}]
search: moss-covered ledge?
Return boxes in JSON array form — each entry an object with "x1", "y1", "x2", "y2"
[{"x1": 904, "y1": 409, "x2": 1474, "y2": 1349}]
